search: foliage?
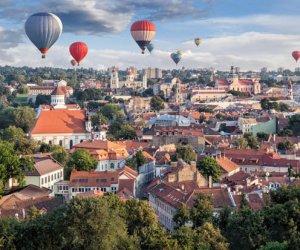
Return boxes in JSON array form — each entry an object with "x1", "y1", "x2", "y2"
[
  {"x1": 258, "y1": 241, "x2": 288, "y2": 250},
  {"x1": 51, "y1": 146, "x2": 68, "y2": 165},
  {"x1": 199, "y1": 114, "x2": 206, "y2": 124},
  {"x1": 243, "y1": 132, "x2": 259, "y2": 149},
  {"x1": 11, "y1": 107, "x2": 36, "y2": 133},
  {"x1": 65, "y1": 149, "x2": 97, "y2": 179},
  {"x1": 257, "y1": 132, "x2": 269, "y2": 141},
  {"x1": 190, "y1": 193, "x2": 213, "y2": 228},
  {"x1": 150, "y1": 95, "x2": 164, "y2": 111},
  {"x1": 260, "y1": 98, "x2": 290, "y2": 112},
  {"x1": 198, "y1": 106, "x2": 214, "y2": 113},
  {"x1": 174, "y1": 144, "x2": 196, "y2": 164},
  {"x1": 173, "y1": 203, "x2": 190, "y2": 228},
  {"x1": 197, "y1": 157, "x2": 222, "y2": 182},
  {"x1": 278, "y1": 128, "x2": 293, "y2": 137},
  {"x1": 277, "y1": 141, "x2": 294, "y2": 151},
  {"x1": 237, "y1": 137, "x2": 248, "y2": 149},
  {"x1": 288, "y1": 114, "x2": 300, "y2": 136},
  {"x1": 74, "y1": 88, "x2": 103, "y2": 101},
  {"x1": 35, "y1": 94, "x2": 51, "y2": 106},
  {"x1": 228, "y1": 90, "x2": 249, "y2": 97}
]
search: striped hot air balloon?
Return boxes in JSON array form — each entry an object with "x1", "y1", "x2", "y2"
[
  {"x1": 131, "y1": 20, "x2": 156, "y2": 54},
  {"x1": 25, "y1": 12, "x2": 63, "y2": 58},
  {"x1": 69, "y1": 42, "x2": 88, "y2": 66}
]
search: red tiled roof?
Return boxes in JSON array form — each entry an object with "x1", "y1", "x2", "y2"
[
  {"x1": 31, "y1": 109, "x2": 87, "y2": 134},
  {"x1": 216, "y1": 156, "x2": 240, "y2": 173},
  {"x1": 25, "y1": 157, "x2": 63, "y2": 176}
]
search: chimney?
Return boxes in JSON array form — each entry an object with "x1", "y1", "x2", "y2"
[
  {"x1": 171, "y1": 161, "x2": 177, "y2": 167},
  {"x1": 208, "y1": 176, "x2": 213, "y2": 188}
]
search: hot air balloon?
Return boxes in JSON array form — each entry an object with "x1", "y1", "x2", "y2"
[
  {"x1": 147, "y1": 43, "x2": 154, "y2": 53},
  {"x1": 194, "y1": 37, "x2": 201, "y2": 47},
  {"x1": 25, "y1": 12, "x2": 63, "y2": 58},
  {"x1": 171, "y1": 52, "x2": 182, "y2": 65},
  {"x1": 177, "y1": 50, "x2": 183, "y2": 55},
  {"x1": 131, "y1": 20, "x2": 156, "y2": 54},
  {"x1": 70, "y1": 59, "x2": 77, "y2": 66},
  {"x1": 69, "y1": 42, "x2": 88, "y2": 66},
  {"x1": 292, "y1": 51, "x2": 300, "y2": 62}
]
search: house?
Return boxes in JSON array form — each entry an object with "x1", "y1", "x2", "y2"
[
  {"x1": 24, "y1": 155, "x2": 64, "y2": 193},
  {"x1": 0, "y1": 185, "x2": 63, "y2": 219},
  {"x1": 71, "y1": 140, "x2": 130, "y2": 171},
  {"x1": 150, "y1": 114, "x2": 191, "y2": 127},
  {"x1": 215, "y1": 156, "x2": 241, "y2": 178},
  {"x1": 136, "y1": 151, "x2": 156, "y2": 189},
  {"x1": 147, "y1": 160, "x2": 233, "y2": 231},
  {"x1": 66, "y1": 166, "x2": 137, "y2": 199},
  {"x1": 30, "y1": 85, "x2": 106, "y2": 149}
]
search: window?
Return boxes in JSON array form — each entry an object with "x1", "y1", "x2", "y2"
[
  {"x1": 48, "y1": 176, "x2": 50, "y2": 182},
  {"x1": 70, "y1": 140, "x2": 73, "y2": 148},
  {"x1": 51, "y1": 175, "x2": 53, "y2": 181},
  {"x1": 59, "y1": 140, "x2": 63, "y2": 146},
  {"x1": 41, "y1": 178, "x2": 44, "y2": 185},
  {"x1": 110, "y1": 163, "x2": 114, "y2": 169},
  {"x1": 49, "y1": 140, "x2": 52, "y2": 145},
  {"x1": 45, "y1": 177, "x2": 47, "y2": 184}
]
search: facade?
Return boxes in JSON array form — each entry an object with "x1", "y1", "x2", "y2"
[
  {"x1": 150, "y1": 115, "x2": 191, "y2": 127},
  {"x1": 215, "y1": 66, "x2": 261, "y2": 94},
  {"x1": 68, "y1": 166, "x2": 137, "y2": 198},
  {"x1": 30, "y1": 86, "x2": 106, "y2": 149},
  {"x1": 71, "y1": 140, "x2": 130, "y2": 171},
  {"x1": 136, "y1": 151, "x2": 156, "y2": 189},
  {"x1": 238, "y1": 117, "x2": 277, "y2": 135},
  {"x1": 110, "y1": 66, "x2": 147, "y2": 90},
  {"x1": 126, "y1": 96, "x2": 151, "y2": 113},
  {"x1": 190, "y1": 88, "x2": 229, "y2": 103},
  {"x1": 24, "y1": 156, "x2": 64, "y2": 193},
  {"x1": 143, "y1": 67, "x2": 163, "y2": 79}
]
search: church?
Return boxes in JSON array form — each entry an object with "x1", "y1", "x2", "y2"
[
  {"x1": 30, "y1": 84, "x2": 106, "y2": 149},
  {"x1": 215, "y1": 66, "x2": 261, "y2": 94},
  {"x1": 110, "y1": 67, "x2": 147, "y2": 90}
]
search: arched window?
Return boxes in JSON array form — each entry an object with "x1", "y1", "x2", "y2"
[
  {"x1": 70, "y1": 140, "x2": 73, "y2": 148},
  {"x1": 59, "y1": 140, "x2": 63, "y2": 146},
  {"x1": 110, "y1": 163, "x2": 114, "y2": 169}
]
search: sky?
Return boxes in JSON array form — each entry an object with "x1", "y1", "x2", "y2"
[{"x1": 0, "y1": 0, "x2": 300, "y2": 71}]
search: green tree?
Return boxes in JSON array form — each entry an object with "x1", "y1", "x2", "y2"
[
  {"x1": 243, "y1": 133, "x2": 259, "y2": 149},
  {"x1": 197, "y1": 157, "x2": 222, "y2": 182},
  {"x1": 136, "y1": 151, "x2": 146, "y2": 167},
  {"x1": 288, "y1": 114, "x2": 300, "y2": 136},
  {"x1": 173, "y1": 203, "x2": 190, "y2": 228},
  {"x1": 277, "y1": 141, "x2": 294, "y2": 151},
  {"x1": 190, "y1": 193, "x2": 213, "y2": 228},
  {"x1": 12, "y1": 107, "x2": 35, "y2": 133},
  {"x1": 150, "y1": 96, "x2": 164, "y2": 111},
  {"x1": 26, "y1": 206, "x2": 42, "y2": 220},
  {"x1": 258, "y1": 241, "x2": 288, "y2": 250},
  {"x1": 51, "y1": 146, "x2": 68, "y2": 165},
  {"x1": 175, "y1": 144, "x2": 196, "y2": 164},
  {"x1": 17, "y1": 85, "x2": 29, "y2": 94},
  {"x1": 35, "y1": 94, "x2": 51, "y2": 106},
  {"x1": 65, "y1": 149, "x2": 97, "y2": 179},
  {"x1": 125, "y1": 157, "x2": 137, "y2": 170},
  {"x1": 257, "y1": 132, "x2": 269, "y2": 141},
  {"x1": 237, "y1": 137, "x2": 248, "y2": 149},
  {"x1": 278, "y1": 128, "x2": 293, "y2": 137}
]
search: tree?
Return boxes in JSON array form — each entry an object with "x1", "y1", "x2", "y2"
[
  {"x1": 278, "y1": 102, "x2": 290, "y2": 112},
  {"x1": 173, "y1": 203, "x2": 190, "y2": 228},
  {"x1": 26, "y1": 206, "x2": 42, "y2": 220},
  {"x1": 237, "y1": 137, "x2": 248, "y2": 149},
  {"x1": 17, "y1": 85, "x2": 29, "y2": 94},
  {"x1": 277, "y1": 141, "x2": 294, "y2": 151},
  {"x1": 257, "y1": 132, "x2": 269, "y2": 141},
  {"x1": 65, "y1": 149, "x2": 97, "y2": 179},
  {"x1": 12, "y1": 107, "x2": 35, "y2": 133},
  {"x1": 278, "y1": 129, "x2": 293, "y2": 137},
  {"x1": 51, "y1": 146, "x2": 68, "y2": 165},
  {"x1": 35, "y1": 94, "x2": 51, "y2": 106},
  {"x1": 175, "y1": 144, "x2": 196, "y2": 164},
  {"x1": 258, "y1": 241, "x2": 288, "y2": 250},
  {"x1": 150, "y1": 96, "x2": 164, "y2": 111},
  {"x1": 190, "y1": 193, "x2": 213, "y2": 228},
  {"x1": 243, "y1": 133, "x2": 259, "y2": 149},
  {"x1": 199, "y1": 114, "x2": 206, "y2": 124},
  {"x1": 288, "y1": 114, "x2": 300, "y2": 136},
  {"x1": 125, "y1": 157, "x2": 137, "y2": 170},
  {"x1": 136, "y1": 151, "x2": 146, "y2": 167},
  {"x1": 197, "y1": 157, "x2": 222, "y2": 182}
]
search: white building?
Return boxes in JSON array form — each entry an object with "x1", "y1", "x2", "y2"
[
  {"x1": 30, "y1": 86, "x2": 106, "y2": 149},
  {"x1": 24, "y1": 156, "x2": 64, "y2": 193}
]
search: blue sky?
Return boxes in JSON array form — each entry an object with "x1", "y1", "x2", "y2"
[{"x1": 0, "y1": 0, "x2": 299, "y2": 70}]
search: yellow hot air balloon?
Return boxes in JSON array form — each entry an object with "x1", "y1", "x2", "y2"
[
  {"x1": 194, "y1": 37, "x2": 201, "y2": 47},
  {"x1": 177, "y1": 50, "x2": 183, "y2": 55}
]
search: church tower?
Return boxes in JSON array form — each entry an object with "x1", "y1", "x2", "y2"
[
  {"x1": 110, "y1": 67, "x2": 119, "y2": 89},
  {"x1": 51, "y1": 86, "x2": 66, "y2": 109},
  {"x1": 142, "y1": 74, "x2": 148, "y2": 89}
]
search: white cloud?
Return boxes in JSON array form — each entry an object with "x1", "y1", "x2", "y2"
[{"x1": 2, "y1": 31, "x2": 299, "y2": 71}]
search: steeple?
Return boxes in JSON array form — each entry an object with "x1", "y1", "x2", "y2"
[{"x1": 51, "y1": 86, "x2": 66, "y2": 109}]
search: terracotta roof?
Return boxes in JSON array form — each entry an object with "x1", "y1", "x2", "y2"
[
  {"x1": 142, "y1": 151, "x2": 155, "y2": 161},
  {"x1": 31, "y1": 109, "x2": 87, "y2": 134},
  {"x1": 51, "y1": 86, "x2": 70, "y2": 96},
  {"x1": 216, "y1": 156, "x2": 240, "y2": 173},
  {"x1": 25, "y1": 156, "x2": 63, "y2": 176},
  {"x1": 77, "y1": 190, "x2": 104, "y2": 198}
]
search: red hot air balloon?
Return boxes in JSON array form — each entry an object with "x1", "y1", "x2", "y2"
[
  {"x1": 292, "y1": 51, "x2": 300, "y2": 62},
  {"x1": 131, "y1": 20, "x2": 156, "y2": 54},
  {"x1": 69, "y1": 42, "x2": 88, "y2": 65}
]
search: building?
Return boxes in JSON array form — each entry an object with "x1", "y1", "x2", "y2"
[
  {"x1": 151, "y1": 127, "x2": 206, "y2": 152},
  {"x1": 147, "y1": 160, "x2": 233, "y2": 231},
  {"x1": 215, "y1": 66, "x2": 261, "y2": 94},
  {"x1": 143, "y1": 67, "x2": 163, "y2": 79},
  {"x1": 190, "y1": 88, "x2": 229, "y2": 103},
  {"x1": 110, "y1": 66, "x2": 147, "y2": 90},
  {"x1": 150, "y1": 114, "x2": 191, "y2": 127},
  {"x1": 30, "y1": 86, "x2": 106, "y2": 149},
  {"x1": 71, "y1": 140, "x2": 129, "y2": 171},
  {"x1": 24, "y1": 155, "x2": 64, "y2": 193},
  {"x1": 125, "y1": 96, "x2": 151, "y2": 114},
  {"x1": 136, "y1": 151, "x2": 156, "y2": 189},
  {"x1": 67, "y1": 166, "x2": 137, "y2": 199},
  {"x1": 238, "y1": 117, "x2": 277, "y2": 135}
]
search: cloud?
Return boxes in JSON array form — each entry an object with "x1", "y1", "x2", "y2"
[
  {"x1": 2, "y1": 31, "x2": 299, "y2": 71},
  {"x1": 0, "y1": 0, "x2": 213, "y2": 35}
]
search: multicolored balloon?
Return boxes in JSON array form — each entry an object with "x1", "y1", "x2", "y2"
[
  {"x1": 70, "y1": 59, "x2": 77, "y2": 66},
  {"x1": 170, "y1": 52, "x2": 182, "y2": 65},
  {"x1": 147, "y1": 43, "x2": 154, "y2": 53},
  {"x1": 131, "y1": 20, "x2": 156, "y2": 54},
  {"x1": 25, "y1": 12, "x2": 63, "y2": 58},
  {"x1": 292, "y1": 51, "x2": 300, "y2": 62},
  {"x1": 177, "y1": 50, "x2": 183, "y2": 55},
  {"x1": 69, "y1": 42, "x2": 88, "y2": 66},
  {"x1": 194, "y1": 37, "x2": 201, "y2": 47}
]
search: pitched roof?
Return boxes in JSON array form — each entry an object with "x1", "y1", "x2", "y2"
[
  {"x1": 25, "y1": 157, "x2": 63, "y2": 176},
  {"x1": 216, "y1": 156, "x2": 240, "y2": 173},
  {"x1": 31, "y1": 109, "x2": 87, "y2": 134}
]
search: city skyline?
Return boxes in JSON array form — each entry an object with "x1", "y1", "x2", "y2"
[{"x1": 0, "y1": 0, "x2": 300, "y2": 70}]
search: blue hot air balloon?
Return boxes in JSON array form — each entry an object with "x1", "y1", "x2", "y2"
[
  {"x1": 170, "y1": 52, "x2": 182, "y2": 65},
  {"x1": 25, "y1": 12, "x2": 63, "y2": 58},
  {"x1": 147, "y1": 43, "x2": 154, "y2": 53}
]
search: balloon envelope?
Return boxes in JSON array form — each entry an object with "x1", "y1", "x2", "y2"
[
  {"x1": 171, "y1": 53, "x2": 182, "y2": 65},
  {"x1": 25, "y1": 12, "x2": 63, "y2": 58},
  {"x1": 131, "y1": 20, "x2": 156, "y2": 54},
  {"x1": 147, "y1": 43, "x2": 154, "y2": 53},
  {"x1": 70, "y1": 59, "x2": 77, "y2": 66},
  {"x1": 177, "y1": 50, "x2": 183, "y2": 55},
  {"x1": 292, "y1": 51, "x2": 300, "y2": 62},
  {"x1": 194, "y1": 37, "x2": 201, "y2": 47},
  {"x1": 69, "y1": 42, "x2": 88, "y2": 65}
]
